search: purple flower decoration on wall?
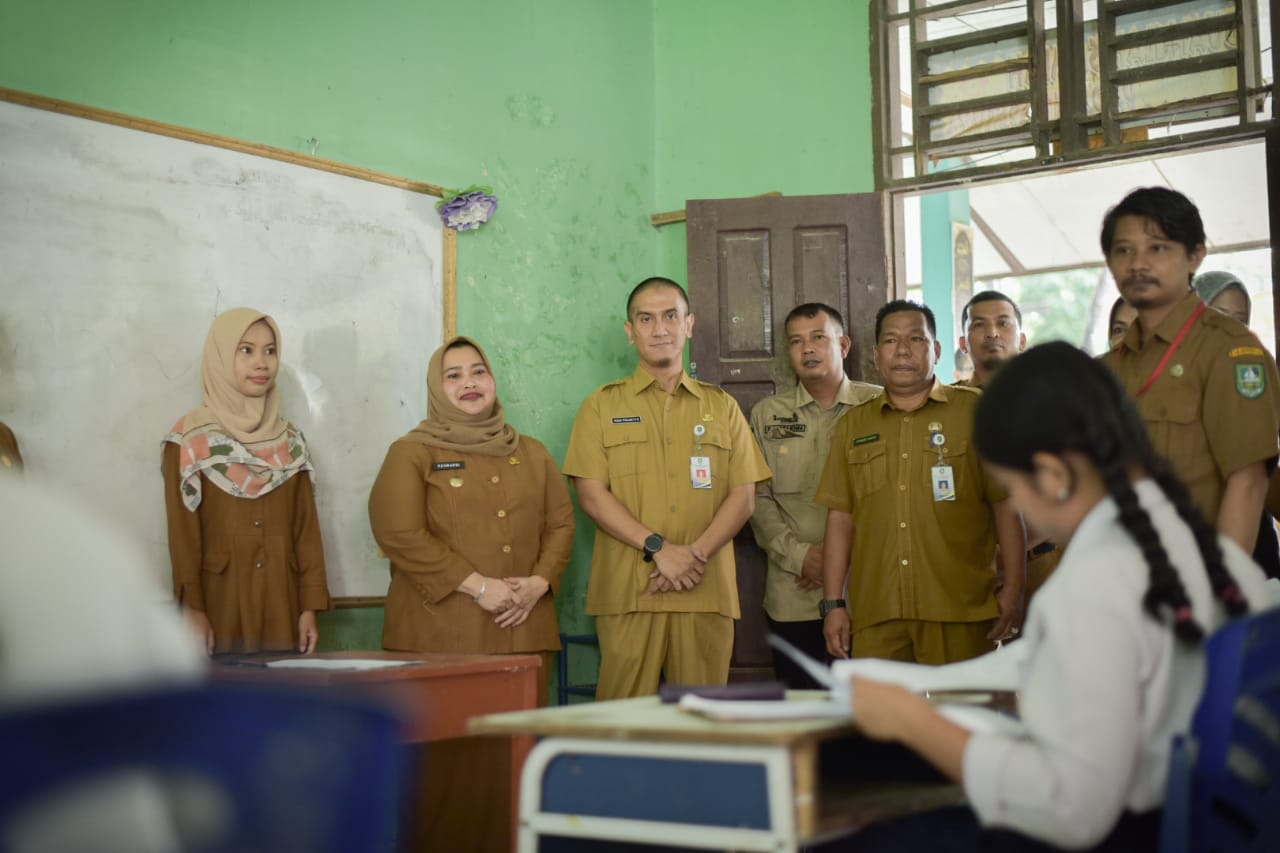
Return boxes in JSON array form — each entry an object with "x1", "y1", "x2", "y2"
[{"x1": 436, "y1": 184, "x2": 498, "y2": 231}]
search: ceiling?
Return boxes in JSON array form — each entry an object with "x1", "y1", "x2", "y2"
[{"x1": 903, "y1": 140, "x2": 1270, "y2": 284}]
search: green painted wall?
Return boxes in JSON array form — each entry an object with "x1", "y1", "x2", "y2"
[
  {"x1": 652, "y1": 0, "x2": 878, "y2": 281},
  {"x1": 0, "y1": 2, "x2": 878, "y2": 689}
]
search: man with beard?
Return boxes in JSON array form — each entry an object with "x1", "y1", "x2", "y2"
[
  {"x1": 955, "y1": 291, "x2": 1026, "y2": 389},
  {"x1": 748, "y1": 303, "x2": 880, "y2": 687},
  {"x1": 564, "y1": 277, "x2": 771, "y2": 698},
  {"x1": 954, "y1": 291, "x2": 1059, "y2": 600},
  {"x1": 1099, "y1": 186, "x2": 1280, "y2": 553},
  {"x1": 817, "y1": 301, "x2": 1026, "y2": 664}
]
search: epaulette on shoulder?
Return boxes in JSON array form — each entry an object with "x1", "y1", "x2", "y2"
[
  {"x1": 1201, "y1": 308, "x2": 1255, "y2": 339},
  {"x1": 948, "y1": 383, "x2": 983, "y2": 397}
]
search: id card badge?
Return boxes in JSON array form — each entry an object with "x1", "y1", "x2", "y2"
[
  {"x1": 931, "y1": 465, "x2": 956, "y2": 502},
  {"x1": 690, "y1": 456, "x2": 712, "y2": 489}
]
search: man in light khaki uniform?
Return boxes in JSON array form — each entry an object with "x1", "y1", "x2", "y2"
[
  {"x1": 564, "y1": 277, "x2": 771, "y2": 699},
  {"x1": 749, "y1": 303, "x2": 879, "y2": 688},
  {"x1": 954, "y1": 291, "x2": 1061, "y2": 602},
  {"x1": 1098, "y1": 187, "x2": 1280, "y2": 553},
  {"x1": 818, "y1": 300, "x2": 1027, "y2": 664}
]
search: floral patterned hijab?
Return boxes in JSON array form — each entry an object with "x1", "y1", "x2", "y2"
[{"x1": 163, "y1": 308, "x2": 312, "y2": 509}]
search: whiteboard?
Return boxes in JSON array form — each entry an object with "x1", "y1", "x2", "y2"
[{"x1": 0, "y1": 97, "x2": 446, "y2": 598}]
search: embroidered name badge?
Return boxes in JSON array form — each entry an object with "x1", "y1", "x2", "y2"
[
  {"x1": 432, "y1": 461, "x2": 465, "y2": 471},
  {"x1": 853, "y1": 434, "x2": 880, "y2": 446},
  {"x1": 611, "y1": 416, "x2": 642, "y2": 424},
  {"x1": 772, "y1": 413, "x2": 800, "y2": 424},
  {"x1": 1236, "y1": 363, "x2": 1265, "y2": 399},
  {"x1": 1230, "y1": 346, "x2": 1266, "y2": 358},
  {"x1": 764, "y1": 424, "x2": 806, "y2": 440}
]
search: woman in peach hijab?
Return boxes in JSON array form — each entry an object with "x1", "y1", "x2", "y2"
[{"x1": 163, "y1": 308, "x2": 331, "y2": 655}]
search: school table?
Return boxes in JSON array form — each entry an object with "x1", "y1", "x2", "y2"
[
  {"x1": 469, "y1": 694, "x2": 963, "y2": 852},
  {"x1": 212, "y1": 650, "x2": 540, "y2": 851}
]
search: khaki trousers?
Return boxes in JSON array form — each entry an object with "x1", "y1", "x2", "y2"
[
  {"x1": 595, "y1": 611, "x2": 734, "y2": 700},
  {"x1": 851, "y1": 618, "x2": 996, "y2": 665}
]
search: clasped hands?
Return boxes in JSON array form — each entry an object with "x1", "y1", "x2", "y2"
[
  {"x1": 645, "y1": 542, "x2": 707, "y2": 594},
  {"x1": 474, "y1": 575, "x2": 550, "y2": 628}
]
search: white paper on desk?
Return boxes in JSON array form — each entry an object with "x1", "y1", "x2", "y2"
[
  {"x1": 263, "y1": 658, "x2": 422, "y2": 671},
  {"x1": 832, "y1": 641, "x2": 1028, "y2": 694},
  {"x1": 677, "y1": 693, "x2": 848, "y2": 721}
]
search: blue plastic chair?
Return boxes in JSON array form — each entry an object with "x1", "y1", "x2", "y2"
[
  {"x1": 1160, "y1": 606, "x2": 1280, "y2": 852},
  {"x1": 0, "y1": 684, "x2": 404, "y2": 853}
]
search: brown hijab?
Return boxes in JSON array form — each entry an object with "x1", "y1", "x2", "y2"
[{"x1": 402, "y1": 336, "x2": 519, "y2": 456}]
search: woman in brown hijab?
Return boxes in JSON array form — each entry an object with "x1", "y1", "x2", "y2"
[
  {"x1": 369, "y1": 336, "x2": 574, "y2": 700},
  {"x1": 163, "y1": 308, "x2": 331, "y2": 655}
]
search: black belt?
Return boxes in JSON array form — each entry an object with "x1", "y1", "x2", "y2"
[{"x1": 1028, "y1": 541, "x2": 1056, "y2": 557}]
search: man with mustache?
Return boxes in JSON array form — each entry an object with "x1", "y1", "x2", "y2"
[
  {"x1": 954, "y1": 290, "x2": 1026, "y2": 389},
  {"x1": 816, "y1": 300, "x2": 1026, "y2": 664},
  {"x1": 1099, "y1": 186, "x2": 1280, "y2": 553},
  {"x1": 748, "y1": 303, "x2": 880, "y2": 687},
  {"x1": 954, "y1": 291, "x2": 1060, "y2": 602}
]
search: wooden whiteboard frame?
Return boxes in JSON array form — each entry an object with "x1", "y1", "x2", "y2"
[{"x1": 0, "y1": 86, "x2": 458, "y2": 609}]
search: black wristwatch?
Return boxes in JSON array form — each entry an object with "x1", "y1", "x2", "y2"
[
  {"x1": 642, "y1": 533, "x2": 664, "y2": 562},
  {"x1": 819, "y1": 598, "x2": 847, "y2": 618}
]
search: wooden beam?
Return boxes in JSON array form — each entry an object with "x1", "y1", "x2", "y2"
[
  {"x1": 0, "y1": 86, "x2": 447, "y2": 197},
  {"x1": 650, "y1": 191, "x2": 783, "y2": 228}
]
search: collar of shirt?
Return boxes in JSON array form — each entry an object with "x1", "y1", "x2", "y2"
[
  {"x1": 1071, "y1": 478, "x2": 1165, "y2": 548},
  {"x1": 1122, "y1": 289, "x2": 1202, "y2": 352},
  {"x1": 790, "y1": 376, "x2": 865, "y2": 410},
  {"x1": 623, "y1": 363, "x2": 704, "y2": 399},
  {"x1": 875, "y1": 376, "x2": 952, "y2": 413}
]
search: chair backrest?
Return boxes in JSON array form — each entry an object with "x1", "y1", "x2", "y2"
[
  {"x1": 1163, "y1": 607, "x2": 1280, "y2": 853},
  {"x1": 0, "y1": 684, "x2": 404, "y2": 853}
]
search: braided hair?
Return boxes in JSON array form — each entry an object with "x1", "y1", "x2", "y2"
[{"x1": 973, "y1": 342, "x2": 1248, "y2": 643}]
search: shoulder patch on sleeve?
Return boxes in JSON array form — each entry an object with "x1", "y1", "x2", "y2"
[
  {"x1": 1229, "y1": 346, "x2": 1266, "y2": 358},
  {"x1": 1236, "y1": 363, "x2": 1266, "y2": 399}
]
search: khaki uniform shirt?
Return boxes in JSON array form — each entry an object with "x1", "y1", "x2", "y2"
[
  {"x1": 815, "y1": 380, "x2": 1005, "y2": 631},
  {"x1": 749, "y1": 378, "x2": 881, "y2": 621},
  {"x1": 369, "y1": 435, "x2": 574, "y2": 655},
  {"x1": 563, "y1": 366, "x2": 771, "y2": 618},
  {"x1": 1100, "y1": 290, "x2": 1280, "y2": 525},
  {"x1": 163, "y1": 442, "x2": 331, "y2": 654},
  {"x1": 0, "y1": 423, "x2": 22, "y2": 474}
]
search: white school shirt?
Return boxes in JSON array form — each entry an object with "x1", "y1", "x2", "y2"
[{"x1": 963, "y1": 479, "x2": 1272, "y2": 849}]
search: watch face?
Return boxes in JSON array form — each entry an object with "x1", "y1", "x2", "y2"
[{"x1": 644, "y1": 534, "x2": 663, "y2": 553}]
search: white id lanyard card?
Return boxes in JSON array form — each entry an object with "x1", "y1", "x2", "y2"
[
  {"x1": 690, "y1": 456, "x2": 712, "y2": 489},
  {"x1": 931, "y1": 464, "x2": 956, "y2": 502}
]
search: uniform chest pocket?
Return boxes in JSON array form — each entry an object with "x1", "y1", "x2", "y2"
[
  {"x1": 1141, "y1": 384, "x2": 1207, "y2": 480},
  {"x1": 603, "y1": 426, "x2": 649, "y2": 478},
  {"x1": 763, "y1": 433, "x2": 811, "y2": 495},
  {"x1": 846, "y1": 442, "x2": 888, "y2": 498},
  {"x1": 202, "y1": 553, "x2": 230, "y2": 575}
]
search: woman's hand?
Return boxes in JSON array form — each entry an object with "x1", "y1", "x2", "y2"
[
  {"x1": 495, "y1": 576, "x2": 550, "y2": 628},
  {"x1": 183, "y1": 606, "x2": 215, "y2": 656},
  {"x1": 298, "y1": 610, "x2": 319, "y2": 654},
  {"x1": 474, "y1": 577, "x2": 517, "y2": 614}
]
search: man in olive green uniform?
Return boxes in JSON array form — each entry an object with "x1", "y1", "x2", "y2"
[
  {"x1": 818, "y1": 300, "x2": 1027, "y2": 664},
  {"x1": 564, "y1": 277, "x2": 771, "y2": 699},
  {"x1": 749, "y1": 303, "x2": 879, "y2": 688},
  {"x1": 954, "y1": 291, "x2": 1060, "y2": 601},
  {"x1": 1099, "y1": 187, "x2": 1280, "y2": 553}
]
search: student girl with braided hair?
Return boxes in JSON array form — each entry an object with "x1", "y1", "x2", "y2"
[{"x1": 837, "y1": 341, "x2": 1270, "y2": 853}]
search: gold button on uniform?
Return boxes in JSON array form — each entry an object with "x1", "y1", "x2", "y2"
[
  {"x1": 254, "y1": 520, "x2": 262, "y2": 527},
  {"x1": 497, "y1": 510, "x2": 507, "y2": 518},
  {"x1": 490, "y1": 475, "x2": 500, "y2": 483},
  {"x1": 450, "y1": 477, "x2": 463, "y2": 488},
  {"x1": 899, "y1": 522, "x2": 906, "y2": 528},
  {"x1": 502, "y1": 545, "x2": 512, "y2": 553},
  {"x1": 255, "y1": 561, "x2": 263, "y2": 568},
  {"x1": 900, "y1": 559, "x2": 908, "y2": 566}
]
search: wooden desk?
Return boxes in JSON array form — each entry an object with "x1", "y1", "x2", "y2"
[
  {"x1": 214, "y1": 650, "x2": 540, "y2": 851},
  {"x1": 470, "y1": 695, "x2": 961, "y2": 851}
]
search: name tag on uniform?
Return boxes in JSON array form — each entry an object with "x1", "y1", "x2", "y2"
[
  {"x1": 432, "y1": 461, "x2": 465, "y2": 471},
  {"x1": 931, "y1": 465, "x2": 956, "y2": 502},
  {"x1": 690, "y1": 456, "x2": 712, "y2": 489}
]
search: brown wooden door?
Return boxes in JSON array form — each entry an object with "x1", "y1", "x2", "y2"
[{"x1": 686, "y1": 193, "x2": 892, "y2": 680}]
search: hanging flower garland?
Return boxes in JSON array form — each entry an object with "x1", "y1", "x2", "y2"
[{"x1": 436, "y1": 184, "x2": 499, "y2": 231}]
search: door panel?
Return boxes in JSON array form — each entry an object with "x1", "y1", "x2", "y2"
[{"x1": 687, "y1": 193, "x2": 892, "y2": 680}]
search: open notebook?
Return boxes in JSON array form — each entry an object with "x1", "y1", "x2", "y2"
[{"x1": 677, "y1": 635, "x2": 1027, "y2": 736}]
